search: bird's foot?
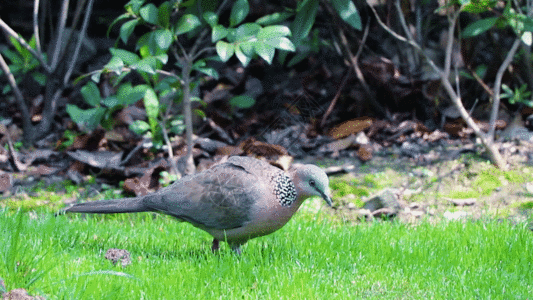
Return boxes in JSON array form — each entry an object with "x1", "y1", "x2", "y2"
[
  {"x1": 211, "y1": 238, "x2": 220, "y2": 253},
  {"x1": 231, "y1": 244, "x2": 242, "y2": 255}
]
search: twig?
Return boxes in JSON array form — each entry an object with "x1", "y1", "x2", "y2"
[
  {"x1": 366, "y1": 1, "x2": 441, "y2": 75},
  {"x1": 160, "y1": 120, "x2": 179, "y2": 176},
  {"x1": 333, "y1": 13, "x2": 384, "y2": 115},
  {"x1": 320, "y1": 68, "x2": 351, "y2": 127},
  {"x1": 33, "y1": 0, "x2": 42, "y2": 52},
  {"x1": 63, "y1": 0, "x2": 95, "y2": 86},
  {"x1": 488, "y1": 38, "x2": 521, "y2": 141},
  {"x1": 0, "y1": 53, "x2": 32, "y2": 127},
  {"x1": 0, "y1": 18, "x2": 51, "y2": 73},
  {"x1": 466, "y1": 64, "x2": 494, "y2": 97},
  {"x1": 50, "y1": 0, "x2": 70, "y2": 71}
]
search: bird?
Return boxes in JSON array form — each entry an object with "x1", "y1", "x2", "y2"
[{"x1": 65, "y1": 156, "x2": 332, "y2": 254}]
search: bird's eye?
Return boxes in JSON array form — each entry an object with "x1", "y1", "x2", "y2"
[{"x1": 309, "y1": 180, "x2": 316, "y2": 187}]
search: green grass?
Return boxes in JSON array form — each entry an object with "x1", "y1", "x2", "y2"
[{"x1": 1, "y1": 208, "x2": 532, "y2": 299}]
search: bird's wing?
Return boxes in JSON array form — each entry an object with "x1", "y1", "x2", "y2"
[{"x1": 142, "y1": 162, "x2": 266, "y2": 230}]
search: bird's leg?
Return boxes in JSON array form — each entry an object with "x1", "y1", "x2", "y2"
[
  {"x1": 211, "y1": 238, "x2": 220, "y2": 252},
  {"x1": 230, "y1": 244, "x2": 242, "y2": 255}
]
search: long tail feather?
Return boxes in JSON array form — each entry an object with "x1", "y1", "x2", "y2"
[{"x1": 65, "y1": 197, "x2": 149, "y2": 214}]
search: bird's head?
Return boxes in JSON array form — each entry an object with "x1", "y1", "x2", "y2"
[{"x1": 291, "y1": 164, "x2": 333, "y2": 207}]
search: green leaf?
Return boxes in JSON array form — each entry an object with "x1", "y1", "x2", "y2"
[
  {"x1": 81, "y1": 82, "x2": 101, "y2": 107},
  {"x1": 192, "y1": 59, "x2": 219, "y2": 79},
  {"x1": 461, "y1": 0, "x2": 498, "y2": 13},
  {"x1": 258, "y1": 25, "x2": 291, "y2": 39},
  {"x1": 102, "y1": 96, "x2": 120, "y2": 108},
  {"x1": 191, "y1": 96, "x2": 207, "y2": 107},
  {"x1": 153, "y1": 54, "x2": 168, "y2": 64},
  {"x1": 256, "y1": 12, "x2": 293, "y2": 26},
  {"x1": 66, "y1": 105, "x2": 106, "y2": 132},
  {"x1": 203, "y1": 11, "x2": 218, "y2": 27},
  {"x1": 31, "y1": 72, "x2": 46, "y2": 86},
  {"x1": 157, "y1": 2, "x2": 171, "y2": 28},
  {"x1": 292, "y1": 0, "x2": 319, "y2": 42},
  {"x1": 131, "y1": 57, "x2": 156, "y2": 74},
  {"x1": 117, "y1": 83, "x2": 149, "y2": 106},
  {"x1": 140, "y1": 3, "x2": 158, "y2": 25},
  {"x1": 129, "y1": 120, "x2": 150, "y2": 135},
  {"x1": 193, "y1": 108, "x2": 206, "y2": 119},
  {"x1": 105, "y1": 56, "x2": 125, "y2": 74},
  {"x1": 229, "y1": 95, "x2": 255, "y2": 108},
  {"x1": 232, "y1": 23, "x2": 261, "y2": 42},
  {"x1": 120, "y1": 19, "x2": 139, "y2": 44},
  {"x1": 154, "y1": 29, "x2": 173, "y2": 50},
  {"x1": 462, "y1": 17, "x2": 498, "y2": 38},
  {"x1": 331, "y1": 0, "x2": 361, "y2": 30},
  {"x1": 143, "y1": 87, "x2": 159, "y2": 134},
  {"x1": 110, "y1": 48, "x2": 140, "y2": 65},
  {"x1": 239, "y1": 41, "x2": 255, "y2": 56},
  {"x1": 216, "y1": 41, "x2": 235, "y2": 62},
  {"x1": 91, "y1": 71, "x2": 102, "y2": 83},
  {"x1": 235, "y1": 45, "x2": 252, "y2": 66},
  {"x1": 230, "y1": 0, "x2": 249, "y2": 27},
  {"x1": 212, "y1": 25, "x2": 229, "y2": 42},
  {"x1": 254, "y1": 42, "x2": 275, "y2": 64},
  {"x1": 144, "y1": 87, "x2": 159, "y2": 120},
  {"x1": 126, "y1": 0, "x2": 145, "y2": 14},
  {"x1": 176, "y1": 14, "x2": 202, "y2": 35},
  {"x1": 265, "y1": 37, "x2": 295, "y2": 51},
  {"x1": 108, "y1": 13, "x2": 130, "y2": 37}
]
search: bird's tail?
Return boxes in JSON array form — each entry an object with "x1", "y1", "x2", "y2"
[{"x1": 65, "y1": 197, "x2": 149, "y2": 214}]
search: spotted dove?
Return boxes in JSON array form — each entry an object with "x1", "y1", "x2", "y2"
[{"x1": 65, "y1": 156, "x2": 332, "y2": 253}]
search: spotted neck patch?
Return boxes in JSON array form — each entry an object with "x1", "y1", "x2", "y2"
[{"x1": 273, "y1": 172, "x2": 297, "y2": 207}]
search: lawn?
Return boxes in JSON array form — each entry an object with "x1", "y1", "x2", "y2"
[{"x1": 1, "y1": 207, "x2": 532, "y2": 299}]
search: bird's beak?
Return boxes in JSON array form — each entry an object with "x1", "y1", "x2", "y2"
[{"x1": 320, "y1": 189, "x2": 333, "y2": 207}]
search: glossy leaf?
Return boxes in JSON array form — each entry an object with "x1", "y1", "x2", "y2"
[
  {"x1": 154, "y1": 29, "x2": 173, "y2": 50},
  {"x1": 81, "y1": 82, "x2": 101, "y2": 107},
  {"x1": 212, "y1": 25, "x2": 229, "y2": 42},
  {"x1": 265, "y1": 37, "x2": 295, "y2": 51},
  {"x1": 105, "y1": 56, "x2": 124, "y2": 74},
  {"x1": 118, "y1": 83, "x2": 149, "y2": 106},
  {"x1": 235, "y1": 45, "x2": 252, "y2": 66},
  {"x1": 129, "y1": 120, "x2": 150, "y2": 135},
  {"x1": 157, "y1": 2, "x2": 170, "y2": 28},
  {"x1": 102, "y1": 96, "x2": 120, "y2": 108},
  {"x1": 462, "y1": 17, "x2": 497, "y2": 37},
  {"x1": 258, "y1": 25, "x2": 291, "y2": 39},
  {"x1": 216, "y1": 41, "x2": 235, "y2": 62},
  {"x1": 140, "y1": 3, "x2": 158, "y2": 25},
  {"x1": 176, "y1": 14, "x2": 201, "y2": 35},
  {"x1": 143, "y1": 87, "x2": 159, "y2": 121},
  {"x1": 254, "y1": 42, "x2": 275, "y2": 64},
  {"x1": 256, "y1": 12, "x2": 293, "y2": 26},
  {"x1": 192, "y1": 60, "x2": 219, "y2": 79},
  {"x1": 125, "y1": 0, "x2": 145, "y2": 14},
  {"x1": 203, "y1": 11, "x2": 218, "y2": 27},
  {"x1": 120, "y1": 19, "x2": 139, "y2": 44},
  {"x1": 131, "y1": 57, "x2": 156, "y2": 74},
  {"x1": 108, "y1": 13, "x2": 130, "y2": 37},
  {"x1": 66, "y1": 105, "x2": 106, "y2": 132},
  {"x1": 292, "y1": 0, "x2": 318, "y2": 42},
  {"x1": 110, "y1": 48, "x2": 140, "y2": 65},
  {"x1": 232, "y1": 23, "x2": 261, "y2": 42},
  {"x1": 230, "y1": 0, "x2": 249, "y2": 27},
  {"x1": 239, "y1": 41, "x2": 255, "y2": 56},
  {"x1": 331, "y1": 0, "x2": 361, "y2": 30}
]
